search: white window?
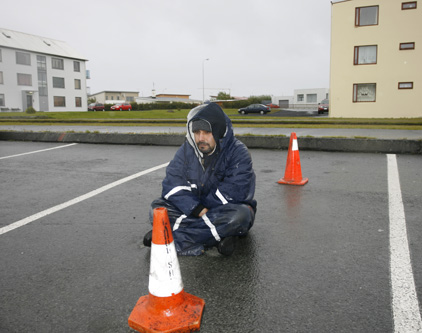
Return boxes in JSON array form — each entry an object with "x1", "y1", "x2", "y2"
[
  {"x1": 355, "y1": 6, "x2": 378, "y2": 26},
  {"x1": 52, "y1": 58, "x2": 64, "y2": 70},
  {"x1": 400, "y1": 42, "x2": 415, "y2": 50},
  {"x1": 0, "y1": 71, "x2": 3, "y2": 84},
  {"x1": 53, "y1": 77, "x2": 65, "y2": 88},
  {"x1": 353, "y1": 83, "x2": 376, "y2": 102},
  {"x1": 16, "y1": 51, "x2": 31, "y2": 65},
  {"x1": 74, "y1": 61, "x2": 80, "y2": 72},
  {"x1": 297, "y1": 94, "x2": 304, "y2": 102},
  {"x1": 0, "y1": 93, "x2": 4, "y2": 106},
  {"x1": 74, "y1": 79, "x2": 81, "y2": 89},
  {"x1": 354, "y1": 45, "x2": 377, "y2": 65},
  {"x1": 402, "y1": 2, "x2": 417, "y2": 9},
  {"x1": 75, "y1": 97, "x2": 82, "y2": 107},
  {"x1": 17, "y1": 73, "x2": 32, "y2": 86},
  {"x1": 398, "y1": 82, "x2": 413, "y2": 89}
]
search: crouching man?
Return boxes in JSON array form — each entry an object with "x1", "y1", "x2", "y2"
[{"x1": 143, "y1": 102, "x2": 257, "y2": 256}]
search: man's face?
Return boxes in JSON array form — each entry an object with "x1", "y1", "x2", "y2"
[{"x1": 194, "y1": 130, "x2": 216, "y2": 155}]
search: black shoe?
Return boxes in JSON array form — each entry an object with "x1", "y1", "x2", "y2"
[
  {"x1": 143, "y1": 230, "x2": 152, "y2": 247},
  {"x1": 217, "y1": 236, "x2": 237, "y2": 256}
]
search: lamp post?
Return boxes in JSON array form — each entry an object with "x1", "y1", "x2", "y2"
[{"x1": 202, "y1": 58, "x2": 209, "y2": 103}]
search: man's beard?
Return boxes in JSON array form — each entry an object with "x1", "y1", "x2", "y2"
[{"x1": 197, "y1": 141, "x2": 213, "y2": 154}]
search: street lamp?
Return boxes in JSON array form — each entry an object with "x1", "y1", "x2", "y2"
[{"x1": 202, "y1": 58, "x2": 209, "y2": 103}]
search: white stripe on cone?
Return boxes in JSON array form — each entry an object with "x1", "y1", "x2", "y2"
[
  {"x1": 292, "y1": 139, "x2": 299, "y2": 151},
  {"x1": 149, "y1": 242, "x2": 184, "y2": 297}
]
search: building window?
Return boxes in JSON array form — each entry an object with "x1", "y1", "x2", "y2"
[
  {"x1": 306, "y1": 94, "x2": 317, "y2": 103},
  {"x1": 0, "y1": 49, "x2": 2, "y2": 62},
  {"x1": 17, "y1": 73, "x2": 32, "y2": 86},
  {"x1": 74, "y1": 79, "x2": 81, "y2": 89},
  {"x1": 402, "y1": 2, "x2": 417, "y2": 9},
  {"x1": 0, "y1": 71, "x2": 3, "y2": 84},
  {"x1": 0, "y1": 93, "x2": 4, "y2": 106},
  {"x1": 297, "y1": 94, "x2": 304, "y2": 102},
  {"x1": 75, "y1": 97, "x2": 82, "y2": 107},
  {"x1": 355, "y1": 6, "x2": 379, "y2": 26},
  {"x1": 398, "y1": 82, "x2": 413, "y2": 89},
  {"x1": 353, "y1": 83, "x2": 376, "y2": 102},
  {"x1": 400, "y1": 42, "x2": 415, "y2": 50},
  {"x1": 53, "y1": 77, "x2": 65, "y2": 88},
  {"x1": 16, "y1": 51, "x2": 31, "y2": 65},
  {"x1": 52, "y1": 58, "x2": 64, "y2": 70},
  {"x1": 74, "y1": 61, "x2": 80, "y2": 72},
  {"x1": 354, "y1": 45, "x2": 377, "y2": 65},
  {"x1": 37, "y1": 55, "x2": 47, "y2": 69},
  {"x1": 54, "y1": 96, "x2": 66, "y2": 107}
]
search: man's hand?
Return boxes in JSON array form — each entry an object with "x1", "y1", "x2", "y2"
[{"x1": 198, "y1": 208, "x2": 209, "y2": 217}]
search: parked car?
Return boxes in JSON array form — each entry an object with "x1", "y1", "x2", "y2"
[
  {"x1": 266, "y1": 103, "x2": 280, "y2": 109},
  {"x1": 110, "y1": 102, "x2": 132, "y2": 111},
  {"x1": 238, "y1": 104, "x2": 270, "y2": 115},
  {"x1": 88, "y1": 103, "x2": 105, "y2": 111},
  {"x1": 318, "y1": 99, "x2": 329, "y2": 114}
]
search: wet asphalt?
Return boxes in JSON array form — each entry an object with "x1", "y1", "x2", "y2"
[{"x1": 1, "y1": 140, "x2": 421, "y2": 332}]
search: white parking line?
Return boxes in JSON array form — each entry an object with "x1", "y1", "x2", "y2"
[
  {"x1": 0, "y1": 162, "x2": 169, "y2": 236},
  {"x1": 388, "y1": 154, "x2": 422, "y2": 332},
  {"x1": 0, "y1": 143, "x2": 78, "y2": 160}
]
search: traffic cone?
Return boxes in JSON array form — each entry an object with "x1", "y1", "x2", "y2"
[
  {"x1": 128, "y1": 207, "x2": 205, "y2": 333},
  {"x1": 278, "y1": 132, "x2": 308, "y2": 186}
]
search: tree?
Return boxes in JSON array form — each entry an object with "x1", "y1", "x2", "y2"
[{"x1": 217, "y1": 91, "x2": 231, "y2": 100}]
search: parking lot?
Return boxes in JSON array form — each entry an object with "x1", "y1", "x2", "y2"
[{"x1": 1, "y1": 141, "x2": 421, "y2": 332}]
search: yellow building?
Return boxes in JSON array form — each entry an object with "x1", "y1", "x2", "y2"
[{"x1": 330, "y1": 0, "x2": 421, "y2": 118}]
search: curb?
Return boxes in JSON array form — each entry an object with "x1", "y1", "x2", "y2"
[{"x1": 0, "y1": 131, "x2": 421, "y2": 154}]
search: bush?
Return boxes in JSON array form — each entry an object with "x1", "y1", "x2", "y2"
[{"x1": 25, "y1": 106, "x2": 36, "y2": 114}]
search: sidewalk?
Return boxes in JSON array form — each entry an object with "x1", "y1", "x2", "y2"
[{"x1": 1, "y1": 125, "x2": 421, "y2": 154}]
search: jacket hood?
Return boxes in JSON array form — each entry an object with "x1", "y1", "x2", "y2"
[{"x1": 186, "y1": 103, "x2": 233, "y2": 159}]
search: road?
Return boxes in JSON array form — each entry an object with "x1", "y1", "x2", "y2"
[{"x1": 1, "y1": 141, "x2": 421, "y2": 332}]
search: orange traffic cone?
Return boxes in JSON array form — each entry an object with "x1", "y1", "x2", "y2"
[
  {"x1": 278, "y1": 132, "x2": 308, "y2": 186},
  {"x1": 128, "y1": 207, "x2": 205, "y2": 333}
]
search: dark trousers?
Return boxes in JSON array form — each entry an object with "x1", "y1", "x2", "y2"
[{"x1": 150, "y1": 198, "x2": 255, "y2": 256}]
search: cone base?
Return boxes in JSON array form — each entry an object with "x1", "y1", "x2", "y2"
[
  {"x1": 278, "y1": 177, "x2": 309, "y2": 186},
  {"x1": 128, "y1": 291, "x2": 205, "y2": 333}
]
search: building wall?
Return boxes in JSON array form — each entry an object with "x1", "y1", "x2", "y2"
[
  {"x1": 330, "y1": 0, "x2": 421, "y2": 118},
  {"x1": 0, "y1": 47, "x2": 87, "y2": 112},
  {"x1": 89, "y1": 91, "x2": 139, "y2": 104}
]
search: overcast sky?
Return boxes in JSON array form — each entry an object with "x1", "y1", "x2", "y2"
[{"x1": 3, "y1": 0, "x2": 332, "y2": 100}]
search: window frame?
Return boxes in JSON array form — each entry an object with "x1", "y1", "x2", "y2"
[
  {"x1": 73, "y1": 61, "x2": 81, "y2": 72},
  {"x1": 74, "y1": 79, "x2": 81, "y2": 90},
  {"x1": 54, "y1": 96, "x2": 66, "y2": 107},
  {"x1": 354, "y1": 45, "x2": 378, "y2": 65},
  {"x1": 75, "y1": 97, "x2": 82, "y2": 107},
  {"x1": 400, "y1": 42, "x2": 415, "y2": 50},
  {"x1": 52, "y1": 58, "x2": 64, "y2": 70},
  {"x1": 353, "y1": 83, "x2": 377, "y2": 103},
  {"x1": 52, "y1": 77, "x2": 65, "y2": 89},
  {"x1": 17, "y1": 73, "x2": 32, "y2": 86},
  {"x1": 16, "y1": 51, "x2": 31, "y2": 66},
  {"x1": 402, "y1": 2, "x2": 417, "y2": 10},
  {"x1": 398, "y1": 82, "x2": 414, "y2": 89},
  {"x1": 355, "y1": 5, "x2": 379, "y2": 27}
]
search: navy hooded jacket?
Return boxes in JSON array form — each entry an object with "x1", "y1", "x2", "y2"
[{"x1": 161, "y1": 103, "x2": 257, "y2": 217}]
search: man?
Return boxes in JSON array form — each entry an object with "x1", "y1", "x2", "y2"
[{"x1": 143, "y1": 102, "x2": 257, "y2": 256}]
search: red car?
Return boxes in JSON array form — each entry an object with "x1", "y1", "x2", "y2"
[
  {"x1": 266, "y1": 103, "x2": 280, "y2": 109},
  {"x1": 111, "y1": 102, "x2": 132, "y2": 111},
  {"x1": 318, "y1": 99, "x2": 329, "y2": 114}
]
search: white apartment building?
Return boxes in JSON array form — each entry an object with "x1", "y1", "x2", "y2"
[{"x1": 0, "y1": 28, "x2": 88, "y2": 112}]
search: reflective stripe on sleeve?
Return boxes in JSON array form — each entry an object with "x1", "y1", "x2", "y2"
[
  {"x1": 216, "y1": 189, "x2": 228, "y2": 205},
  {"x1": 164, "y1": 186, "x2": 191, "y2": 200}
]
